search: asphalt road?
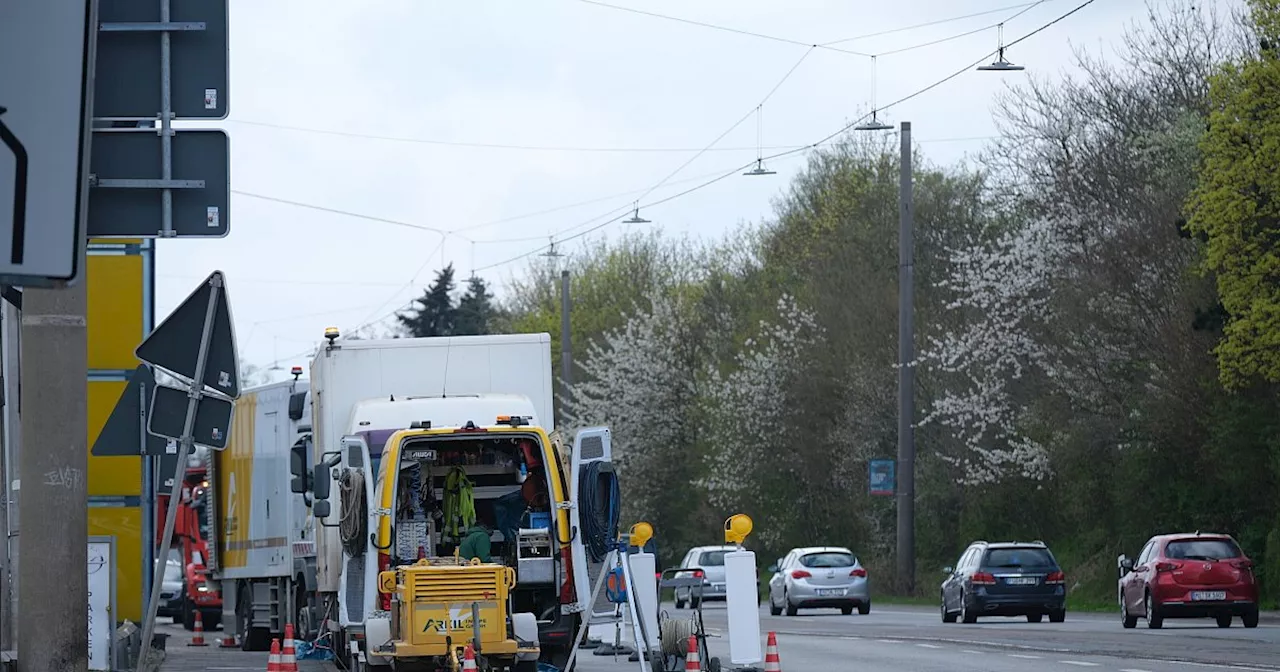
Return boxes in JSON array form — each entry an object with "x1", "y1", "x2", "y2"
[
  {"x1": 151, "y1": 603, "x2": 1280, "y2": 672},
  {"x1": 681, "y1": 601, "x2": 1280, "y2": 672}
]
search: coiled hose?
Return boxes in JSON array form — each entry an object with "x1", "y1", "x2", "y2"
[
  {"x1": 338, "y1": 469, "x2": 368, "y2": 556},
  {"x1": 659, "y1": 618, "x2": 697, "y2": 658},
  {"x1": 579, "y1": 461, "x2": 620, "y2": 563}
]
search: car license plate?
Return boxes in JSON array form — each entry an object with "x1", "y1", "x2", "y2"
[
  {"x1": 1191, "y1": 591, "x2": 1226, "y2": 601},
  {"x1": 816, "y1": 588, "x2": 844, "y2": 596},
  {"x1": 1005, "y1": 577, "x2": 1038, "y2": 586}
]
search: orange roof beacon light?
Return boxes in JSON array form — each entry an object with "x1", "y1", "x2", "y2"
[
  {"x1": 290, "y1": 365, "x2": 303, "y2": 381},
  {"x1": 323, "y1": 327, "x2": 340, "y2": 347}
]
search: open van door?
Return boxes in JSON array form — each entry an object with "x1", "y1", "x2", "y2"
[{"x1": 567, "y1": 427, "x2": 613, "y2": 616}]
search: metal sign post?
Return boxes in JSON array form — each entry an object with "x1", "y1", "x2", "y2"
[{"x1": 132, "y1": 271, "x2": 240, "y2": 672}]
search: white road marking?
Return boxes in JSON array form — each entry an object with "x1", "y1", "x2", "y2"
[
  {"x1": 961, "y1": 650, "x2": 982, "y2": 654},
  {"x1": 916, "y1": 643, "x2": 942, "y2": 649},
  {"x1": 1009, "y1": 654, "x2": 1043, "y2": 659},
  {"x1": 1061, "y1": 662, "x2": 1100, "y2": 667},
  {"x1": 875, "y1": 639, "x2": 901, "y2": 644}
]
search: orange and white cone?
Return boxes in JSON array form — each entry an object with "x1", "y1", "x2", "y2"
[
  {"x1": 461, "y1": 643, "x2": 478, "y2": 671},
  {"x1": 280, "y1": 624, "x2": 298, "y2": 672},
  {"x1": 187, "y1": 610, "x2": 208, "y2": 646},
  {"x1": 684, "y1": 635, "x2": 700, "y2": 671},
  {"x1": 267, "y1": 639, "x2": 281, "y2": 672},
  {"x1": 218, "y1": 632, "x2": 238, "y2": 648},
  {"x1": 764, "y1": 631, "x2": 782, "y2": 672}
]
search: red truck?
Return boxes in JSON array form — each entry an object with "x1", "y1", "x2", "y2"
[{"x1": 156, "y1": 464, "x2": 223, "y2": 630}]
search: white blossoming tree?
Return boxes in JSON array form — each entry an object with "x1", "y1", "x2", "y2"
[
  {"x1": 918, "y1": 218, "x2": 1064, "y2": 485},
  {"x1": 565, "y1": 291, "x2": 705, "y2": 533},
  {"x1": 699, "y1": 294, "x2": 822, "y2": 547}
]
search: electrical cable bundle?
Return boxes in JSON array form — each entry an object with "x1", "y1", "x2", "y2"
[
  {"x1": 338, "y1": 469, "x2": 367, "y2": 556},
  {"x1": 579, "y1": 461, "x2": 621, "y2": 563}
]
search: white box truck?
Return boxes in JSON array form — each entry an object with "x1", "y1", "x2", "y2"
[{"x1": 303, "y1": 330, "x2": 611, "y2": 671}]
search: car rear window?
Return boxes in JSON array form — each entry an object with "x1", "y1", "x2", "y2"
[
  {"x1": 699, "y1": 550, "x2": 729, "y2": 566},
  {"x1": 983, "y1": 547, "x2": 1056, "y2": 568},
  {"x1": 799, "y1": 552, "x2": 855, "y2": 568},
  {"x1": 1165, "y1": 538, "x2": 1241, "y2": 560}
]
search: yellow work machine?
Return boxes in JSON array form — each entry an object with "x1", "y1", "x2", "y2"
[{"x1": 378, "y1": 557, "x2": 541, "y2": 672}]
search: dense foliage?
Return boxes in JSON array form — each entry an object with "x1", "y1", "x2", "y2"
[
  {"x1": 398, "y1": 264, "x2": 502, "y2": 337},
  {"x1": 435, "y1": 1, "x2": 1280, "y2": 606}
]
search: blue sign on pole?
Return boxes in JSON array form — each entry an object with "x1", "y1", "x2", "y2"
[{"x1": 869, "y1": 459, "x2": 896, "y2": 496}]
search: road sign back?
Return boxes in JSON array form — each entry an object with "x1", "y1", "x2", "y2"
[
  {"x1": 91, "y1": 364, "x2": 171, "y2": 457},
  {"x1": 136, "y1": 270, "x2": 240, "y2": 398},
  {"x1": 88, "y1": 128, "x2": 230, "y2": 238},
  {"x1": 94, "y1": 0, "x2": 230, "y2": 120},
  {"x1": 148, "y1": 384, "x2": 233, "y2": 450},
  {"x1": 0, "y1": 1, "x2": 96, "y2": 287}
]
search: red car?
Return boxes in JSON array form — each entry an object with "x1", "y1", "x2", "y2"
[{"x1": 1118, "y1": 532, "x2": 1259, "y2": 629}]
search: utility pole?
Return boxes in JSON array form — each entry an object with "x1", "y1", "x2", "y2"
[
  {"x1": 19, "y1": 279, "x2": 90, "y2": 671},
  {"x1": 560, "y1": 270, "x2": 573, "y2": 423},
  {"x1": 896, "y1": 121, "x2": 916, "y2": 595}
]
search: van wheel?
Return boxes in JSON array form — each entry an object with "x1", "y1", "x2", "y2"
[
  {"x1": 690, "y1": 596, "x2": 701, "y2": 609},
  {"x1": 675, "y1": 593, "x2": 686, "y2": 610}
]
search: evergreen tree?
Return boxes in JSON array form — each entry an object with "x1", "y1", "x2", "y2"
[
  {"x1": 454, "y1": 275, "x2": 496, "y2": 336},
  {"x1": 398, "y1": 264, "x2": 457, "y2": 337}
]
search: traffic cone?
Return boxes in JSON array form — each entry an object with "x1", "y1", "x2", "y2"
[
  {"x1": 684, "y1": 635, "x2": 699, "y2": 671},
  {"x1": 267, "y1": 639, "x2": 281, "y2": 672},
  {"x1": 764, "y1": 631, "x2": 782, "y2": 672},
  {"x1": 187, "y1": 610, "x2": 208, "y2": 646},
  {"x1": 280, "y1": 624, "x2": 298, "y2": 672},
  {"x1": 218, "y1": 632, "x2": 238, "y2": 648},
  {"x1": 461, "y1": 643, "x2": 478, "y2": 671}
]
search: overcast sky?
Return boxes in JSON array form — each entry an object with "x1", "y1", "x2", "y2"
[{"x1": 158, "y1": 0, "x2": 1235, "y2": 380}]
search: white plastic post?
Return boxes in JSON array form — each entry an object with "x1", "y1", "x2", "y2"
[
  {"x1": 627, "y1": 552, "x2": 660, "y2": 656},
  {"x1": 724, "y1": 548, "x2": 762, "y2": 665}
]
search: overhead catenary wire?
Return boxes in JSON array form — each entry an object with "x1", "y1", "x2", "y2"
[
  {"x1": 469, "y1": 0, "x2": 1098, "y2": 274},
  {"x1": 249, "y1": 0, "x2": 1095, "y2": 348}
]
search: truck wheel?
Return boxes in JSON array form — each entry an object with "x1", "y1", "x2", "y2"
[
  {"x1": 237, "y1": 584, "x2": 272, "y2": 651},
  {"x1": 182, "y1": 599, "x2": 196, "y2": 631}
]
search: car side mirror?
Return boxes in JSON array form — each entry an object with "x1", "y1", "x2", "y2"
[
  {"x1": 943, "y1": 566, "x2": 954, "y2": 574},
  {"x1": 1119, "y1": 557, "x2": 1133, "y2": 573},
  {"x1": 314, "y1": 500, "x2": 331, "y2": 519},
  {"x1": 766, "y1": 564, "x2": 778, "y2": 573}
]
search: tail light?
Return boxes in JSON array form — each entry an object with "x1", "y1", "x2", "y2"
[
  {"x1": 850, "y1": 568, "x2": 867, "y2": 578},
  {"x1": 1155, "y1": 562, "x2": 1178, "y2": 573},
  {"x1": 791, "y1": 569, "x2": 812, "y2": 579},
  {"x1": 1233, "y1": 560, "x2": 1254, "y2": 570},
  {"x1": 691, "y1": 569, "x2": 705, "y2": 579},
  {"x1": 377, "y1": 552, "x2": 392, "y2": 610},
  {"x1": 1045, "y1": 571, "x2": 1065, "y2": 585},
  {"x1": 970, "y1": 572, "x2": 996, "y2": 586}
]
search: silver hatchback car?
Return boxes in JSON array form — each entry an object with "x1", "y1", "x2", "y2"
[
  {"x1": 768, "y1": 546, "x2": 870, "y2": 616},
  {"x1": 674, "y1": 545, "x2": 738, "y2": 608}
]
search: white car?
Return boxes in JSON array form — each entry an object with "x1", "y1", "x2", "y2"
[
  {"x1": 768, "y1": 546, "x2": 870, "y2": 616},
  {"x1": 673, "y1": 545, "x2": 738, "y2": 608}
]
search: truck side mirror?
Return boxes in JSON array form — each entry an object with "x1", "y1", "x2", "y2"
[
  {"x1": 313, "y1": 464, "x2": 331, "y2": 501},
  {"x1": 314, "y1": 500, "x2": 331, "y2": 519}
]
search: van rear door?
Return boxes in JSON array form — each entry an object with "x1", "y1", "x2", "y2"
[{"x1": 567, "y1": 427, "x2": 613, "y2": 616}]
